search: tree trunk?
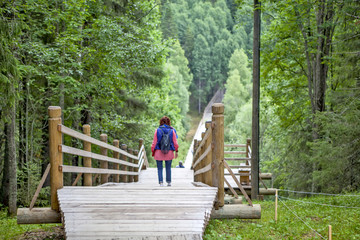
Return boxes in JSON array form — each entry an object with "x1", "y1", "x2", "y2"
[
  {"x1": 0, "y1": 125, "x2": 10, "y2": 207},
  {"x1": 8, "y1": 99, "x2": 17, "y2": 216}
]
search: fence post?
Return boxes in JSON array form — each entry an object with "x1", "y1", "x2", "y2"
[
  {"x1": 246, "y1": 138, "x2": 251, "y2": 165},
  {"x1": 193, "y1": 139, "x2": 199, "y2": 182},
  {"x1": 139, "y1": 138, "x2": 145, "y2": 170},
  {"x1": 212, "y1": 103, "x2": 224, "y2": 209},
  {"x1": 128, "y1": 148, "x2": 134, "y2": 182},
  {"x1": 275, "y1": 189, "x2": 278, "y2": 223},
  {"x1": 100, "y1": 134, "x2": 108, "y2": 184},
  {"x1": 328, "y1": 225, "x2": 332, "y2": 240},
  {"x1": 120, "y1": 144, "x2": 128, "y2": 182},
  {"x1": 113, "y1": 139, "x2": 120, "y2": 183},
  {"x1": 205, "y1": 121, "x2": 212, "y2": 186},
  {"x1": 199, "y1": 132, "x2": 206, "y2": 183},
  {"x1": 48, "y1": 106, "x2": 63, "y2": 212},
  {"x1": 82, "y1": 124, "x2": 92, "y2": 186},
  {"x1": 134, "y1": 150, "x2": 139, "y2": 182}
]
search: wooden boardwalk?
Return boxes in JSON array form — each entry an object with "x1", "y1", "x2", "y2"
[{"x1": 57, "y1": 168, "x2": 217, "y2": 240}]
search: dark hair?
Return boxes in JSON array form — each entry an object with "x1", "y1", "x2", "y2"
[{"x1": 159, "y1": 116, "x2": 171, "y2": 126}]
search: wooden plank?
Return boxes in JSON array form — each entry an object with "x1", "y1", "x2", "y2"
[
  {"x1": 223, "y1": 160, "x2": 252, "y2": 206},
  {"x1": 65, "y1": 232, "x2": 203, "y2": 238},
  {"x1": 193, "y1": 163, "x2": 211, "y2": 176},
  {"x1": 60, "y1": 165, "x2": 139, "y2": 176},
  {"x1": 60, "y1": 145, "x2": 138, "y2": 168},
  {"x1": 224, "y1": 144, "x2": 246, "y2": 148},
  {"x1": 224, "y1": 157, "x2": 251, "y2": 161},
  {"x1": 71, "y1": 173, "x2": 83, "y2": 186},
  {"x1": 192, "y1": 145, "x2": 211, "y2": 169},
  {"x1": 224, "y1": 177, "x2": 239, "y2": 199},
  {"x1": 29, "y1": 163, "x2": 50, "y2": 210},
  {"x1": 64, "y1": 224, "x2": 203, "y2": 232},
  {"x1": 193, "y1": 130, "x2": 211, "y2": 158},
  {"x1": 224, "y1": 151, "x2": 246, "y2": 155},
  {"x1": 58, "y1": 125, "x2": 138, "y2": 160}
]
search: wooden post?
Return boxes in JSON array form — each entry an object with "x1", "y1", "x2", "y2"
[
  {"x1": 205, "y1": 121, "x2": 212, "y2": 186},
  {"x1": 48, "y1": 106, "x2": 63, "y2": 212},
  {"x1": 134, "y1": 150, "x2": 139, "y2": 182},
  {"x1": 275, "y1": 189, "x2": 278, "y2": 223},
  {"x1": 100, "y1": 134, "x2": 108, "y2": 184},
  {"x1": 199, "y1": 132, "x2": 205, "y2": 183},
  {"x1": 83, "y1": 124, "x2": 92, "y2": 186},
  {"x1": 128, "y1": 148, "x2": 134, "y2": 182},
  {"x1": 246, "y1": 138, "x2": 251, "y2": 165},
  {"x1": 113, "y1": 139, "x2": 120, "y2": 183},
  {"x1": 212, "y1": 103, "x2": 224, "y2": 208},
  {"x1": 252, "y1": 0, "x2": 261, "y2": 200},
  {"x1": 139, "y1": 138, "x2": 145, "y2": 170},
  {"x1": 120, "y1": 144, "x2": 128, "y2": 182},
  {"x1": 193, "y1": 139, "x2": 199, "y2": 182},
  {"x1": 328, "y1": 225, "x2": 332, "y2": 240}
]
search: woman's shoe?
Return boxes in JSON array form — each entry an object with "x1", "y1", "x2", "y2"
[
  {"x1": 159, "y1": 182, "x2": 164, "y2": 187},
  {"x1": 167, "y1": 182, "x2": 171, "y2": 187}
]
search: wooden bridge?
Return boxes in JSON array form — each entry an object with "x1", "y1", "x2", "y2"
[{"x1": 17, "y1": 104, "x2": 264, "y2": 239}]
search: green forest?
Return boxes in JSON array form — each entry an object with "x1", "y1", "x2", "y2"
[{"x1": 0, "y1": 0, "x2": 359, "y2": 238}]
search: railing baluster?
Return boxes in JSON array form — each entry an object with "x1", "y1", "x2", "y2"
[
  {"x1": 83, "y1": 124, "x2": 92, "y2": 186},
  {"x1": 100, "y1": 134, "x2": 108, "y2": 184},
  {"x1": 113, "y1": 139, "x2": 120, "y2": 183}
]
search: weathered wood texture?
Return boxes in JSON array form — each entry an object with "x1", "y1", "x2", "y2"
[
  {"x1": 48, "y1": 106, "x2": 63, "y2": 211},
  {"x1": 58, "y1": 168, "x2": 217, "y2": 240},
  {"x1": 212, "y1": 103, "x2": 224, "y2": 208},
  {"x1": 211, "y1": 204, "x2": 261, "y2": 219},
  {"x1": 17, "y1": 208, "x2": 61, "y2": 224}
]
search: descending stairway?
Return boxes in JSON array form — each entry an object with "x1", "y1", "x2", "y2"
[{"x1": 57, "y1": 168, "x2": 217, "y2": 240}]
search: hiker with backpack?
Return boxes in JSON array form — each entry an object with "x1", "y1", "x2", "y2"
[{"x1": 151, "y1": 116, "x2": 179, "y2": 187}]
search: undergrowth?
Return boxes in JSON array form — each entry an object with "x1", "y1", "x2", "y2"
[{"x1": 204, "y1": 193, "x2": 360, "y2": 239}]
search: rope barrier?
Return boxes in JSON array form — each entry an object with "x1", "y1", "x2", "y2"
[
  {"x1": 278, "y1": 196, "x2": 360, "y2": 209},
  {"x1": 278, "y1": 197, "x2": 327, "y2": 240},
  {"x1": 278, "y1": 189, "x2": 360, "y2": 197}
]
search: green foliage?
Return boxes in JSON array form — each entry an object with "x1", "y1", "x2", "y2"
[
  {"x1": 260, "y1": 0, "x2": 360, "y2": 193},
  {"x1": 223, "y1": 48, "x2": 252, "y2": 143},
  {"x1": 162, "y1": 0, "x2": 252, "y2": 112},
  {"x1": 0, "y1": 0, "x2": 187, "y2": 207}
]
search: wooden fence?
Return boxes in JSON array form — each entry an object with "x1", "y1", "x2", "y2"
[
  {"x1": 48, "y1": 106, "x2": 149, "y2": 211},
  {"x1": 192, "y1": 103, "x2": 268, "y2": 207}
]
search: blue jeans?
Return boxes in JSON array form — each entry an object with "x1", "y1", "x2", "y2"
[{"x1": 156, "y1": 160, "x2": 172, "y2": 183}]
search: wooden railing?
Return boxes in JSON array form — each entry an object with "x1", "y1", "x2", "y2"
[
  {"x1": 48, "y1": 106, "x2": 149, "y2": 212},
  {"x1": 192, "y1": 103, "x2": 253, "y2": 207},
  {"x1": 192, "y1": 103, "x2": 225, "y2": 209}
]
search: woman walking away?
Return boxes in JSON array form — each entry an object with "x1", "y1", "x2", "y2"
[{"x1": 151, "y1": 116, "x2": 178, "y2": 186}]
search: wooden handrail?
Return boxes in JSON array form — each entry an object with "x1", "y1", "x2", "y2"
[
  {"x1": 192, "y1": 144, "x2": 211, "y2": 169},
  {"x1": 194, "y1": 163, "x2": 212, "y2": 176},
  {"x1": 60, "y1": 165, "x2": 139, "y2": 175},
  {"x1": 59, "y1": 145, "x2": 138, "y2": 167},
  {"x1": 58, "y1": 124, "x2": 138, "y2": 160},
  {"x1": 193, "y1": 129, "x2": 211, "y2": 158}
]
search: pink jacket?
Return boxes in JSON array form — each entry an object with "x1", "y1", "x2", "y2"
[{"x1": 151, "y1": 129, "x2": 179, "y2": 161}]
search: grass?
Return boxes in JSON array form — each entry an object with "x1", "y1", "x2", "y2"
[
  {"x1": 0, "y1": 209, "x2": 61, "y2": 240},
  {"x1": 204, "y1": 193, "x2": 360, "y2": 239}
]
